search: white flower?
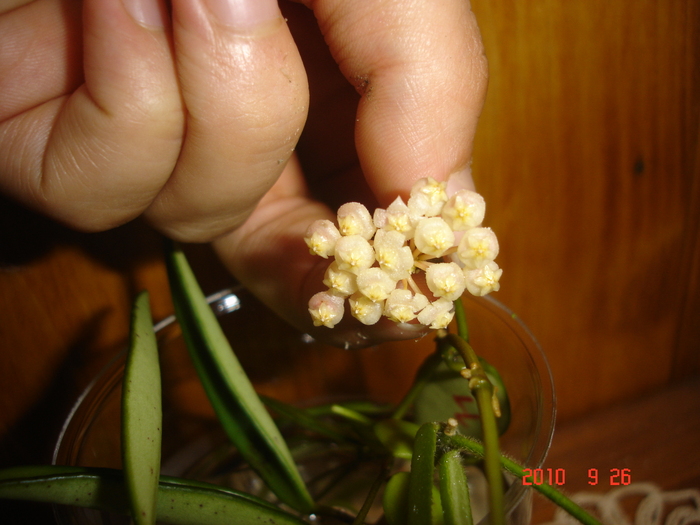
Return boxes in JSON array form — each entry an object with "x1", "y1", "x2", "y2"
[
  {"x1": 384, "y1": 289, "x2": 429, "y2": 323},
  {"x1": 308, "y1": 291, "x2": 345, "y2": 328},
  {"x1": 356, "y1": 267, "x2": 396, "y2": 302},
  {"x1": 334, "y1": 235, "x2": 375, "y2": 274},
  {"x1": 385, "y1": 197, "x2": 417, "y2": 238},
  {"x1": 323, "y1": 261, "x2": 357, "y2": 296},
  {"x1": 441, "y1": 190, "x2": 486, "y2": 231},
  {"x1": 408, "y1": 177, "x2": 447, "y2": 217},
  {"x1": 417, "y1": 298, "x2": 455, "y2": 329},
  {"x1": 373, "y1": 207, "x2": 387, "y2": 229},
  {"x1": 304, "y1": 219, "x2": 341, "y2": 258},
  {"x1": 426, "y1": 262, "x2": 466, "y2": 301},
  {"x1": 374, "y1": 229, "x2": 414, "y2": 280},
  {"x1": 465, "y1": 261, "x2": 503, "y2": 296},
  {"x1": 414, "y1": 217, "x2": 455, "y2": 258},
  {"x1": 337, "y1": 202, "x2": 376, "y2": 240},
  {"x1": 349, "y1": 293, "x2": 384, "y2": 325},
  {"x1": 457, "y1": 227, "x2": 499, "y2": 269}
]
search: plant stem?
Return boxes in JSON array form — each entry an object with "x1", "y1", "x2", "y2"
[
  {"x1": 391, "y1": 349, "x2": 444, "y2": 420},
  {"x1": 439, "y1": 332, "x2": 505, "y2": 525},
  {"x1": 331, "y1": 404, "x2": 374, "y2": 426},
  {"x1": 351, "y1": 458, "x2": 392, "y2": 525},
  {"x1": 441, "y1": 434, "x2": 603, "y2": 525},
  {"x1": 453, "y1": 298, "x2": 470, "y2": 342}
]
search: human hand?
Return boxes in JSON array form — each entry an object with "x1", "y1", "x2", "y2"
[{"x1": 0, "y1": 0, "x2": 487, "y2": 348}]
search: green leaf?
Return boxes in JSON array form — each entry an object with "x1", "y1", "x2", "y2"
[
  {"x1": 374, "y1": 419, "x2": 419, "y2": 459},
  {"x1": 165, "y1": 242, "x2": 314, "y2": 513},
  {"x1": 384, "y1": 472, "x2": 444, "y2": 525},
  {"x1": 408, "y1": 423, "x2": 443, "y2": 525},
  {"x1": 0, "y1": 466, "x2": 308, "y2": 525},
  {"x1": 122, "y1": 291, "x2": 161, "y2": 525},
  {"x1": 413, "y1": 360, "x2": 510, "y2": 438},
  {"x1": 383, "y1": 471, "x2": 410, "y2": 525},
  {"x1": 438, "y1": 450, "x2": 473, "y2": 525}
]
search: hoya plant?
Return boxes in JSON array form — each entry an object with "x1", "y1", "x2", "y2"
[{"x1": 0, "y1": 179, "x2": 600, "y2": 525}]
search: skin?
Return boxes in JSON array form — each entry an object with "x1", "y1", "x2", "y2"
[{"x1": 0, "y1": 0, "x2": 488, "y2": 348}]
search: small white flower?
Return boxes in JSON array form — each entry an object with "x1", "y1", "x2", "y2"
[
  {"x1": 349, "y1": 293, "x2": 384, "y2": 325},
  {"x1": 337, "y1": 202, "x2": 376, "y2": 240},
  {"x1": 441, "y1": 190, "x2": 486, "y2": 231},
  {"x1": 385, "y1": 197, "x2": 417, "y2": 238},
  {"x1": 356, "y1": 267, "x2": 397, "y2": 302},
  {"x1": 426, "y1": 262, "x2": 466, "y2": 301},
  {"x1": 465, "y1": 260, "x2": 503, "y2": 296},
  {"x1": 384, "y1": 289, "x2": 429, "y2": 323},
  {"x1": 374, "y1": 229, "x2": 413, "y2": 280},
  {"x1": 308, "y1": 291, "x2": 345, "y2": 328},
  {"x1": 334, "y1": 235, "x2": 375, "y2": 274},
  {"x1": 457, "y1": 227, "x2": 499, "y2": 269},
  {"x1": 414, "y1": 217, "x2": 455, "y2": 258},
  {"x1": 417, "y1": 298, "x2": 455, "y2": 329},
  {"x1": 408, "y1": 177, "x2": 447, "y2": 217},
  {"x1": 323, "y1": 261, "x2": 358, "y2": 296},
  {"x1": 304, "y1": 219, "x2": 341, "y2": 258}
]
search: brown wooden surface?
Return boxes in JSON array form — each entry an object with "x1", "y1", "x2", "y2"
[{"x1": 0, "y1": 2, "x2": 699, "y2": 523}]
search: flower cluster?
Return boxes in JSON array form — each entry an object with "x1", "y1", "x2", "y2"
[{"x1": 305, "y1": 177, "x2": 502, "y2": 330}]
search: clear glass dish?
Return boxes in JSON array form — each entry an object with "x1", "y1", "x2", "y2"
[{"x1": 53, "y1": 287, "x2": 555, "y2": 525}]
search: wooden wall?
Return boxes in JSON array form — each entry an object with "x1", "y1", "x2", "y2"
[
  {"x1": 470, "y1": 0, "x2": 700, "y2": 418},
  {"x1": 1, "y1": 4, "x2": 698, "y2": 509}
]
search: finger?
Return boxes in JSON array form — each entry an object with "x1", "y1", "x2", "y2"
[
  {"x1": 0, "y1": 0, "x2": 183, "y2": 231},
  {"x1": 310, "y1": 0, "x2": 487, "y2": 203},
  {"x1": 143, "y1": 0, "x2": 309, "y2": 242},
  {"x1": 0, "y1": 0, "x2": 82, "y2": 123},
  {"x1": 213, "y1": 155, "x2": 428, "y2": 349}
]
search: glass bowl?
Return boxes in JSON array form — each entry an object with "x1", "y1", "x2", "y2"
[{"x1": 53, "y1": 288, "x2": 555, "y2": 524}]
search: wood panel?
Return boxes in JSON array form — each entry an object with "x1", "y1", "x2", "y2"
[{"x1": 470, "y1": 0, "x2": 700, "y2": 419}]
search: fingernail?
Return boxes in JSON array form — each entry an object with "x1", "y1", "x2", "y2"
[
  {"x1": 122, "y1": 0, "x2": 168, "y2": 28},
  {"x1": 446, "y1": 165, "x2": 476, "y2": 195},
  {"x1": 203, "y1": 0, "x2": 281, "y2": 29}
]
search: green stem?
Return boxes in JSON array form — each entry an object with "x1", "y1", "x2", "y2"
[
  {"x1": 391, "y1": 349, "x2": 444, "y2": 420},
  {"x1": 331, "y1": 404, "x2": 374, "y2": 426},
  {"x1": 441, "y1": 332, "x2": 504, "y2": 525},
  {"x1": 441, "y1": 434, "x2": 603, "y2": 525},
  {"x1": 453, "y1": 298, "x2": 470, "y2": 342},
  {"x1": 351, "y1": 458, "x2": 392, "y2": 525}
]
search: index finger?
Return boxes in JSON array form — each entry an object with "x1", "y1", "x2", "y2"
[{"x1": 309, "y1": 0, "x2": 487, "y2": 202}]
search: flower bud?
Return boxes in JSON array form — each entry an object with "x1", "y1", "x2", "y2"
[
  {"x1": 337, "y1": 202, "x2": 376, "y2": 240},
  {"x1": 349, "y1": 293, "x2": 384, "y2": 325},
  {"x1": 414, "y1": 217, "x2": 455, "y2": 258},
  {"x1": 356, "y1": 267, "x2": 397, "y2": 303},
  {"x1": 465, "y1": 261, "x2": 502, "y2": 296},
  {"x1": 417, "y1": 298, "x2": 455, "y2": 329},
  {"x1": 384, "y1": 289, "x2": 429, "y2": 323},
  {"x1": 334, "y1": 235, "x2": 375, "y2": 274},
  {"x1": 457, "y1": 227, "x2": 499, "y2": 269},
  {"x1": 308, "y1": 291, "x2": 345, "y2": 328},
  {"x1": 304, "y1": 219, "x2": 341, "y2": 258},
  {"x1": 323, "y1": 261, "x2": 357, "y2": 296},
  {"x1": 426, "y1": 262, "x2": 466, "y2": 301},
  {"x1": 385, "y1": 197, "x2": 416, "y2": 238},
  {"x1": 441, "y1": 190, "x2": 486, "y2": 231},
  {"x1": 408, "y1": 177, "x2": 447, "y2": 217},
  {"x1": 374, "y1": 229, "x2": 413, "y2": 280}
]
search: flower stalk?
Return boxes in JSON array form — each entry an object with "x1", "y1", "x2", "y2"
[{"x1": 437, "y1": 330, "x2": 505, "y2": 525}]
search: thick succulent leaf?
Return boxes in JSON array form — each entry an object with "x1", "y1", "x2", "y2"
[
  {"x1": 0, "y1": 466, "x2": 307, "y2": 525},
  {"x1": 438, "y1": 450, "x2": 473, "y2": 525},
  {"x1": 122, "y1": 291, "x2": 161, "y2": 525},
  {"x1": 165, "y1": 243, "x2": 313, "y2": 513}
]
